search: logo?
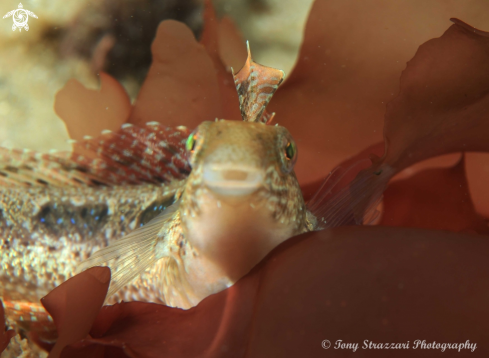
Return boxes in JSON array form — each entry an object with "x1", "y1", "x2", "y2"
[{"x1": 3, "y1": 3, "x2": 38, "y2": 32}]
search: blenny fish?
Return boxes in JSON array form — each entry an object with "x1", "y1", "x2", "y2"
[{"x1": 1, "y1": 46, "x2": 382, "y2": 345}]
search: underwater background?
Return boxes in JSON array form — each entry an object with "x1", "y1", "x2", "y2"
[
  {"x1": 0, "y1": 0, "x2": 310, "y2": 152},
  {"x1": 2, "y1": 0, "x2": 489, "y2": 357}
]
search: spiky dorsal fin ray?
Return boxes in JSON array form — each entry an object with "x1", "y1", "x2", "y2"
[
  {"x1": 78, "y1": 201, "x2": 180, "y2": 302},
  {"x1": 0, "y1": 123, "x2": 191, "y2": 187},
  {"x1": 307, "y1": 159, "x2": 393, "y2": 228},
  {"x1": 232, "y1": 42, "x2": 284, "y2": 123}
]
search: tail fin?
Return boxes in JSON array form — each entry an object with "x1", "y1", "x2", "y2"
[{"x1": 307, "y1": 160, "x2": 394, "y2": 229}]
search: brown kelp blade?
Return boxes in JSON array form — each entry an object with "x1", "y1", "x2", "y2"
[
  {"x1": 382, "y1": 18, "x2": 489, "y2": 171},
  {"x1": 232, "y1": 42, "x2": 285, "y2": 123},
  {"x1": 311, "y1": 18, "x2": 489, "y2": 228}
]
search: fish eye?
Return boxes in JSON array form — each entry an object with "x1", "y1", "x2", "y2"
[
  {"x1": 281, "y1": 138, "x2": 298, "y2": 173},
  {"x1": 285, "y1": 142, "x2": 297, "y2": 161},
  {"x1": 186, "y1": 131, "x2": 197, "y2": 153}
]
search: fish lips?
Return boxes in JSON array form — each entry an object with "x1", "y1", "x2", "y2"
[{"x1": 203, "y1": 164, "x2": 264, "y2": 197}]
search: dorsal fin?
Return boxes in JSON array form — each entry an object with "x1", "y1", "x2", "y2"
[
  {"x1": 232, "y1": 42, "x2": 285, "y2": 123},
  {"x1": 0, "y1": 123, "x2": 191, "y2": 188},
  {"x1": 71, "y1": 122, "x2": 191, "y2": 185}
]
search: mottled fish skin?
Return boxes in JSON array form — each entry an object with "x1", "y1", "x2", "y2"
[
  {"x1": 0, "y1": 123, "x2": 191, "y2": 342},
  {"x1": 0, "y1": 182, "x2": 182, "y2": 305}
]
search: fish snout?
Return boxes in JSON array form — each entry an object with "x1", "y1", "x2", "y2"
[{"x1": 203, "y1": 164, "x2": 264, "y2": 196}]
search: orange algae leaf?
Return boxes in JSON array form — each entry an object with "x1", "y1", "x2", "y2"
[
  {"x1": 50, "y1": 227, "x2": 489, "y2": 357},
  {"x1": 218, "y1": 17, "x2": 248, "y2": 72},
  {"x1": 0, "y1": 300, "x2": 15, "y2": 354},
  {"x1": 321, "y1": 18, "x2": 489, "y2": 225},
  {"x1": 129, "y1": 20, "x2": 221, "y2": 128},
  {"x1": 383, "y1": 19, "x2": 489, "y2": 171},
  {"x1": 200, "y1": 0, "x2": 243, "y2": 120},
  {"x1": 380, "y1": 157, "x2": 489, "y2": 234},
  {"x1": 42, "y1": 267, "x2": 110, "y2": 358},
  {"x1": 466, "y1": 152, "x2": 489, "y2": 218},
  {"x1": 391, "y1": 153, "x2": 462, "y2": 182},
  {"x1": 54, "y1": 72, "x2": 131, "y2": 141},
  {"x1": 268, "y1": 0, "x2": 489, "y2": 188}
]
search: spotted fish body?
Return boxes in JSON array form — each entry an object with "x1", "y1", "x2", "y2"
[
  {"x1": 1, "y1": 45, "x2": 384, "y2": 345},
  {"x1": 0, "y1": 124, "x2": 191, "y2": 340},
  {"x1": 0, "y1": 183, "x2": 180, "y2": 304}
]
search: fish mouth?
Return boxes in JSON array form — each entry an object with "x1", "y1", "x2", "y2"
[{"x1": 203, "y1": 164, "x2": 264, "y2": 196}]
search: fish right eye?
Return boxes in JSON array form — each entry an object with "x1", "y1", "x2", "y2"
[{"x1": 186, "y1": 131, "x2": 197, "y2": 152}]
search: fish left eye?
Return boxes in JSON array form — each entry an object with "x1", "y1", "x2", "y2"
[
  {"x1": 285, "y1": 142, "x2": 297, "y2": 161},
  {"x1": 281, "y1": 139, "x2": 298, "y2": 173},
  {"x1": 186, "y1": 131, "x2": 197, "y2": 152}
]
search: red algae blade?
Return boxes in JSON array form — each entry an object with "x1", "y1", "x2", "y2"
[
  {"x1": 129, "y1": 20, "x2": 221, "y2": 128},
  {"x1": 55, "y1": 72, "x2": 131, "y2": 141},
  {"x1": 200, "y1": 0, "x2": 243, "y2": 120},
  {"x1": 42, "y1": 267, "x2": 110, "y2": 358},
  {"x1": 381, "y1": 157, "x2": 489, "y2": 234},
  {"x1": 383, "y1": 20, "x2": 489, "y2": 170}
]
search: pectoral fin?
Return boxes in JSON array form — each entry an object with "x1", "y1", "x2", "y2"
[
  {"x1": 77, "y1": 200, "x2": 180, "y2": 301},
  {"x1": 307, "y1": 159, "x2": 393, "y2": 229}
]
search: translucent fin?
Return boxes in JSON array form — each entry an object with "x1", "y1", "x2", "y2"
[
  {"x1": 77, "y1": 201, "x2": 180, "y2": 301},
  {"x1": 307, "y1": 160, "x2": 394, "y2": 229},
  {"x1": 232, "y1": 42, "x2": 285, "y2": 123},
  {"x1": 0, "y1": 124, "x2": 191, "y2": 187}
]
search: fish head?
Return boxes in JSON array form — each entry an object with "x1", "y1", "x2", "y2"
[
  {"x1": 186, "y1": 119, "x2": 298, "y2": 197},
  {"x1": 179, "y1": 119, "x2": 307, "y2": 289}
]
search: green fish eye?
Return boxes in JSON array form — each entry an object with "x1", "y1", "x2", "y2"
[
  {"x1": 186, "y1": 132, "x2": 197, "y2": 152},
  {"x1": 285, "y1": 141, "x2": 296, "y2": 161}
]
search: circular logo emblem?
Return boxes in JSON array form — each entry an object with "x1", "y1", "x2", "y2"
[{"x1": 322, "y1": 340, "x2": 331, "y2": 349}]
